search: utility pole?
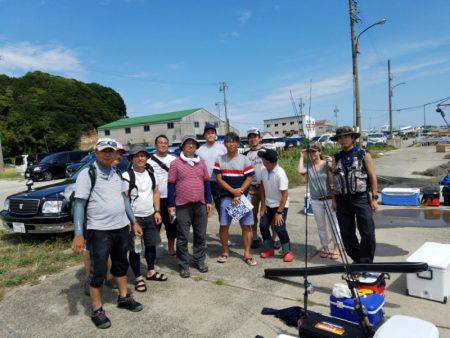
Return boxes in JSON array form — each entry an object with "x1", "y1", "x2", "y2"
[
  {"x1": 298, "y1": 98, "x2": 305, "y2": 136},
  {"x1": 0, "y1": 134, "x2": 4, "y2": 172},
  {"x1": 333, "y1": 105, "x2": 339, "y2": 127},
  {"x1": 388, "y1": 59, "x2": 393, "y2": 139},
  {"x1": 215, "y1": 101, "x2": 222, "y2": 130},
  {"x1": 219, "y1": 82, "x2": 230, "y2": 133},
  {"x1": 349, "y1": 0, "x2": 361, "y2": 133},
  {"x1": 423, "y1": 105, "x2": 426, "y2": 127}
]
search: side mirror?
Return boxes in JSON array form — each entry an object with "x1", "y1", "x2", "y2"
[{"x1": 26, "y1": 179, "x2": 34, "y2": 191}]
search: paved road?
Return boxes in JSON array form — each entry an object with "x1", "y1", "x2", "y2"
[{"x1": 1, "y1": 146, "x2": 449, "y2": 337}]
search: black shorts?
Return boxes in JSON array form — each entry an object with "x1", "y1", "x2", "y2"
[{"x1": 87, "y1": 225, "x2": 131, "y2": 288}]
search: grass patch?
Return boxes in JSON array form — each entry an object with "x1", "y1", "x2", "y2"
[
  {"x1": 0, "y1": 168, "x2": 22, "y2": 180},
  {"x1": 214, "y1": 278, "x2": 227, "y2": 286},
  {"x1": 0, "y1": 230, "x2": 81, "y2": 292},
  {"x1": 192, "y1": 275, "x2": 203, "y2": 282}
]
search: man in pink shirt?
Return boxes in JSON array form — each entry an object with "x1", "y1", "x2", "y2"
[{"x1": 168, "y1": 135, "x2": 212, "y2": 278}]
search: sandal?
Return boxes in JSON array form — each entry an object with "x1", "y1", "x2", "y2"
[
  {"x1": 134, "y1": 278, "x2": 147, "y2": 292},
  {"x1": 146, "y1": 272, "x2": 168, "y2": 282},
  {"x1": 217, "y1": 254, "x2": 228, "y2": 263},
  {"x1": 320, "y1": 249, "x2": 330, "y2": 258},
  {"x1": 243, "y1": 257, "x2": 257, "y2": 266},
  {"x1": 330, "y1": 252, "x2": 340, "y2": 261}
]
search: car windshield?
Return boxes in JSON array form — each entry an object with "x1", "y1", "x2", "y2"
[
  {"x1": 39, "y1": 153, "x2": 58, "y2": 165},
  {"x1": 369, "y1": 134, "x2": 384, "y2": 138},
  {"x1": 69, "y1": 158, "x2": 130, "y2": 181},
  {"x1": 311, "y1": 136, "x2": 320, "y2": 141},
  {"x1": 80, "y1": 153, "x2": 95, "y2": 163}
]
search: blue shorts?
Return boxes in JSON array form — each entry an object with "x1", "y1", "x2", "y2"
[{"x1": 219, "y1": 196, "x2": 254, "y2": 227}]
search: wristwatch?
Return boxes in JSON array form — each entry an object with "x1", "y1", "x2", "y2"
[
  {"x1": 276, "y1": 209, "x2": 284, "y2": 215},
  {"x1": 372, "y1": 194, "x2": 379, "y2": 201},
  {"x1": 154, "y1": 209, "x2": 161, "y2": 213}
]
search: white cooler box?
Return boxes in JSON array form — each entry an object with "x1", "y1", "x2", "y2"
[
  {"x1": 406, "y1": 242, "x2": 450, "y2": 303},
  {"x1": 374, "y1": 315, "x2": 439, "y2": 338}
]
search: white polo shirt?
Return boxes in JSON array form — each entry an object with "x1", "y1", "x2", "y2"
[{"x1": 261, "y1": 165, "x2": 289, "y2": 208}]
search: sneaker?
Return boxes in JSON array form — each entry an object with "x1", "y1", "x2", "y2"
[
  {"x1": 251, "y1": 237, "x2": 263, "y2": 249},
  {"x1": 91, "y1": 307, "x2": 111, "y2": 329},
  {"x1": 117, "y1": 294, "x2": 143, "y2": 312},
  {"x1": 194, "y1": 262, "x2": 209, "y2": 273},
  {"x1": 273, "y1": 240, "x2": 281, "y2": 250},
  {"x1": 260, "y1": 249, "x2": 275, "y2": 258},
  {"x1": 180, "y1": 267, "x2": 191, "y2": 278},
  {"x1": 283, "y1": 251, "x2": 295, "y2": 262}
]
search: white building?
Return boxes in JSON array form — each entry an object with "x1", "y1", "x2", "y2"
[
  {"x1": 97, "y1": 108, "x2": 239, "y2": 146},
  {"x1": 264, "y1": 115, "x2": 316, "y2": 138}
]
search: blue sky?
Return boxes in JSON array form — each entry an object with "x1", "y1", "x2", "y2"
[{"x1": 1, "y1": 0, "x2": 450, "y2": 131}]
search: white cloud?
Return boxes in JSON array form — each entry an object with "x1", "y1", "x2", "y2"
[
  {"x1": 219, "y1": 31, "x2": 240, "y2": 42},
  {"x1": 238, "y1": 10, "x2": 252, "y2": 24},
  {"x1": 234, "y1": 72, "x2": 353, "y2": 117},
  {"x1": 0, "y1": 42, "x2": 83, "y2": 77},
  {"x1": 144, "y1": 97, "x2": 191, "y2": 112},
  {"x1": 169, "y1": 62, "x2": 184, "y2": 70}
]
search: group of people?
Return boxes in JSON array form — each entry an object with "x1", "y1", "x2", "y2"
[{"x1": 71, "y1": 123, "x2": 378, "y2": 329}]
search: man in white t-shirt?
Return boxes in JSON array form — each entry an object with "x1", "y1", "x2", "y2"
[
  {"x1": 123, "y1": 144, "x2": 167, "y2": 293},
  {"x1": 258, "y1": 149, "x2": 294, "y2": 262},
  {"x1": 197, "y1": 122, "x2": 227, "y2": 214},
  {"x1": 147, "y1": 135, "x2": 177, "y2": 256}
]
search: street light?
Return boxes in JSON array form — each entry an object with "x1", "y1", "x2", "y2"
[
  {"x1": 388, "y1": 77, "x2": 406, "y2": 138},
  {"x1": 356, "y1": 19, "x2": 387, "y2": 47},
  {"x1": 350, "y1": 14, "x2": 387, "y2": 134}
]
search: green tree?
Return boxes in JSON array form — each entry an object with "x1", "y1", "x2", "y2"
[{"x1": 0, "y1": 71, "x2": 126, "y2": 157}]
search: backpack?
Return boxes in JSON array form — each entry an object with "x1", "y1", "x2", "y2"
[{"x1": 125, "y1": 163, "x2": 156, "y2": 202}]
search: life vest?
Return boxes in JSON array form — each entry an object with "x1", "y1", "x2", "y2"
[{"x1": 332, "y1": 149, "x2": 368, "y2": 195}]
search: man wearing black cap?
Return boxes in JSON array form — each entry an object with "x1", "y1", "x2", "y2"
[
  {"x1": 330, "y1": 126, "x2": 379, "y2": 263},
  {"x1": 258, "y1": 149, "x2": 294, "y2": 262},
  {"x1": 197, "y1": 122, "x2": 227, "y2": 214}
]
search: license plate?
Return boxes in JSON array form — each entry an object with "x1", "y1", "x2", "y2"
[{"x1": 12, "y1": 222, "x2": 26, "y2": 233}]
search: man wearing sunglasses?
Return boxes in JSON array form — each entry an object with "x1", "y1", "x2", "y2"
[{"x1": 72, "y1": 138, "x2": 143, "y2": 329}]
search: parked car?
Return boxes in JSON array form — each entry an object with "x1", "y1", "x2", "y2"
[
  {"x1": 14, "y1": 155, "x2": 29, "y2": 175},
  {"x1": 367, "y1": 133, "x2": 387, "y2": 145},
  {"x1": 1, "y1": 157, "x2": 130, "y2": 234},
  {"x1": 27, "y1": 152, "x2": 50, "y2": 167},
  {"x1": 65, "y1": 153, "x2": 95, "y2": 177},
  {"x1": 25, "y1": 150, "x2": 89, "y2": 181},
  {"x1": 317, "y1": 133, "x2": 336, "y2": 146}
]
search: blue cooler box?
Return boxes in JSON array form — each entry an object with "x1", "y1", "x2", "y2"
[
  {"x1": 330, "y1": 293, "x2": 385, "y2": 326},
  {"x1": 381, "y1": 188, "x2": 420, "y2": 206}
]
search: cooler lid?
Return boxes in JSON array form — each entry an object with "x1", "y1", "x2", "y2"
[
  {"x1": 407, "y1": 242, "x2": 450, "y2": 270},
  {"x1": 374, "y1": 315, "x2": 438, "y2": 338},
  {"x1": 381, "y1": 187, "x2": 420, "y2": 195}
]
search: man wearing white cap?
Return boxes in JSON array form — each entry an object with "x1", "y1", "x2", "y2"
[{"x1": 72, "y1": 138, "x2": 143, "y2": 329}]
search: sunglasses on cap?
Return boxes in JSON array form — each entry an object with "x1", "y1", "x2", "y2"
[
  {"x1": 97, "y1": 140, "x2": 118, "y2": 148},
  {"x1": 307, "y1": 148, "x2": 320, "y2": 153}
]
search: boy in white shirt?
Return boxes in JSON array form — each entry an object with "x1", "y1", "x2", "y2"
[{"x1": 258, "y1": 149, "x2": 294, "y2": 262}]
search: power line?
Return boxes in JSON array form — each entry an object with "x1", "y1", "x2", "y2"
[{"x1": 89, "y1": 68, "x2": 218, "y2": 87}]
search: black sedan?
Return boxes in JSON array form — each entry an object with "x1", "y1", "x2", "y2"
[{"x1": 1, "y1": 158, "x2": 130, "y2": 234}]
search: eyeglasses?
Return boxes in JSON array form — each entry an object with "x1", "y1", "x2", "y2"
[
  {"x1": 307, "y1": 149, "x2": 319, "y2": 153},
  {"x1": 97, "y1": 140, "x2": 118, "y2": 148}
]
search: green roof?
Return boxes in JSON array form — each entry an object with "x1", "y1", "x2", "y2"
[{"x1": 98, "y1": 108, "x2": 201, "y2": 130}]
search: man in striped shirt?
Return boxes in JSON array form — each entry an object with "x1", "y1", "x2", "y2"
[{"x1": 214, "y1": 132, "x2": 257, "y2": 266}]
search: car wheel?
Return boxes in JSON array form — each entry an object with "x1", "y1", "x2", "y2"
[{"x1": 43, "y1": 171, "x2": 53, "y2": 181}]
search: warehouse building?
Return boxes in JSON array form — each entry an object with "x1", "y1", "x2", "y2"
[
  {"x1": 97, "y1": 108, "x2": 238, "y2": 146},
  {"x1": 264, "y1": 115, "x2": 316, "y2": 138}
]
